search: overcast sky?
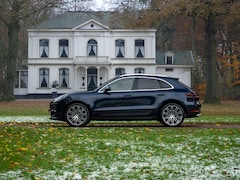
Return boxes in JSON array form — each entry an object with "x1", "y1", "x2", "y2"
[{"x1": 92, "y1": 0, "x2": 117, "y2": 11}]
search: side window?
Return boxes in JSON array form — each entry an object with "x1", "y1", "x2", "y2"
[
  {"x1": 39, "y1": 68, "x2": 49, "y2": 87},
  {"x1": 135, "y1": 78, "x2": 172, "y2": 90},
  {"x1": 136, "y1": 78, "x2": 161, "y2": 90},
  {"x1": 105, "y1": 78, "x2": 134, "y2": 91},
  {"x1": 159, "y1": 80, "x2": 172, "y2": 89},
  {"x1": 39, "y1": 39, "x2": 49, "y2": 58}
]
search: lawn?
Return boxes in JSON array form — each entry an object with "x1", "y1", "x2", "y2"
[
  {"x1": 0, "y1": 100, "x2": 239, "y2": 179},
  {"x1": 0, "y1": 126, "x2": 239, "y2": 179}
]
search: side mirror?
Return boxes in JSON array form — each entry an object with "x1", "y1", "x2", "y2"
[{"x1": 104, "y1": 87, "x2": 111, "y2": 94}]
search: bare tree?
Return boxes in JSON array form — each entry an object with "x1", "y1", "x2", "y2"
[{"x1": 0, "y1": 0, "x2": 62, "y2": 101}]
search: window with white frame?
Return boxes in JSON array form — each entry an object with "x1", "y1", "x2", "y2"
[
  {"x1": 59, "y1": 68, "x2": 69, "y2": 88},
  {"x1": 115, "y1": 39, "x2": 125, "y2": 58},
  {"x1": 115, "y1": 68, "x2": 125, "y2": 76},
  {"x1": 20, "y1": 71, "x2": 28, "y2": 88},
  {"x1": 15, "y1": 71, "x2": 28, "y2": 88},
  {"x1": 39, "y1": 39, "x2": 49, "y2": 58},
  {"x1": 135, "y1": 68, "x2": 145, "y2": 74},
  {"x1": 59, "y1": 39, "x2": 69, "y2": 58},
  {"x1": 135, "y1": 39, "x2": 144, "y2": 58},
  {"x1": 87, "y1": 39, "x2": 97, "y2": 56},
  {"x1": 39, "y1": 68, "x2": 49, "y2": 87}
]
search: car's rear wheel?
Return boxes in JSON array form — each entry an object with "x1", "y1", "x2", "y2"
[
  {"x1": 160, "y1": 103, "x2": 184, "y2": 127},
  {"x1": 65, "y1": 103, "x2": 90, "y2": 127}
]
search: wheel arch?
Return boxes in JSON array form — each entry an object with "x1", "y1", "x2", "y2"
[
  {"x1": 63, "y1": 100, "x2": 92, "y2": 120},
  {"x1": 158, "y1": 99, "x2": 187, "y2": 118}
]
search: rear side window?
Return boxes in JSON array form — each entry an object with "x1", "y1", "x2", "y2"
[
  {"x1": 134, "y1": 78, "x2": 172, "y2": 90},
  {"x1": 159, "y1": 80, "x2": 172, "y2": 88}
]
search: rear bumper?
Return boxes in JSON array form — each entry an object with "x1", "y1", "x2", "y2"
[{"x1": 186, "y1": 107, "x2": 201, "y2": 118}]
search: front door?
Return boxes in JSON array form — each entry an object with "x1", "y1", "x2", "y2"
[{"x1": 87, "y1": 67, "x2": 97, "y2": 91}]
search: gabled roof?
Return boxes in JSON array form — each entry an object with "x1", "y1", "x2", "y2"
[
  {"x1": 156, "y1": 50, "x2": 194, "y2": 66},
  {"x1": 72, "y1": 19, "x2": 109, "y2": 30},
  {"x1": 31, "y1": 11, "x2": 123, "y2": 29}
]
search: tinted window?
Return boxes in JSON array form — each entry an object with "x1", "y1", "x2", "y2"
[
  {"x1": 159, "y1": 80, "x2": 172, "y2": 89},
  {"x1": 105, "y1": 78, "x2": 134, "y2": 91},
  {"x1": 135, "y1": 78, "x2": 172, "y2": 90}
]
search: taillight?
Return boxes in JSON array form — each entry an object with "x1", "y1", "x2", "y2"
[
  {"x1": 186, "y1": 92, "x2": 199, "y2": 98},
  {"x1": 186, "y1": 92, "x2": 199, "y2": 102}
]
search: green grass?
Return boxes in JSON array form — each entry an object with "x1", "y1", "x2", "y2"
[
  {"x1": 0, "y1": 100, "x2": 48, "y2": 116},
  {"x1": 0, "y1": 100, "x2": 239, "y2": 179},
  {"x1": 186, "y1": 116, "x2": 240, "y2": 123},
  {"x1": 0, "y1": 126, "x2": 239, "y2": 179}
]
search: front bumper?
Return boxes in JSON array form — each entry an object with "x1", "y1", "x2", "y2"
[{"x1": 49, "y1": 102, "x2": 63, "y2": 121}]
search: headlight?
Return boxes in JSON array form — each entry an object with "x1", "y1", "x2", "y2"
[{"x1": 53, "y1": 94, "x2": 68, "y2": 102}]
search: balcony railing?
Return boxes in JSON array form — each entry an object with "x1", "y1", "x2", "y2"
[
  {"x1": 111, "y1": 58, "x2": 156, "y2": 64},
  {"x1": 28, "y1": 58, "x2": 74, "y2": 65},
  {"x1": 28, "y1": 57, "x2": 156, "y2": 65},
  {"x1": 74, "y1": 56, "x2": 110, "y2": 64}
]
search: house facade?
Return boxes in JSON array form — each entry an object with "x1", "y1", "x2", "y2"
[{"x1": 14, "y1": 12, "x2": 194, "y2": 98}]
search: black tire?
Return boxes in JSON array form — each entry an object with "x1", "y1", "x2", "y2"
[
  {"x1": 65, "y1": 103, "x2": 90, "y2": 127},
  {"x1": 160, "y1": 103, "x2": 184, "y2": 127}
]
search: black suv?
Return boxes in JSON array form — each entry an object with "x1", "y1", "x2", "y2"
[{"x1": 49, "y1": 74, "x2": 201, "y2": 127}]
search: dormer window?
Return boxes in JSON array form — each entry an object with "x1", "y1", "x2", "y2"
[
  {"x1": 166, "y1": 56, "x2": 173, "y2": 64},
  {"x1": 164, "y1": 52, "x2": 174, "y2": 64}
]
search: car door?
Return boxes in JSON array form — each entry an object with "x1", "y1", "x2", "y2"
[
  {"x1": 123, "y1": 77, "x2": 164, "y2": 119},
  {"x1": 93, "y1": 77, "x2": 135, "y2": 119}
]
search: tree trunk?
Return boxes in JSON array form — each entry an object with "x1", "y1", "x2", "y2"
[
  {"x1": 1, "y1": 0, "x2": 21, "y2": 101},
  {"x1": 204, "y1": 16, "x2": 220, "y2": 104},
  {"x1": 4, "y1": 21, "x2": 19, "y2": 101},
  {"x1": 191, "y1": 17, "x2": 196, "y2": 58},
  {"x1": 0, "y1": 41, "x2": 4, "y2": 100}
]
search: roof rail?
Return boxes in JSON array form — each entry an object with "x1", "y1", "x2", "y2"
[{"x1": 120, "y1": 73, "x2": 168, "y2": 78}]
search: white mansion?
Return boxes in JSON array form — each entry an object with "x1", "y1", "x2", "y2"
[{"x1": 14, "y1": 11, "x2": 195, "y2": 98}]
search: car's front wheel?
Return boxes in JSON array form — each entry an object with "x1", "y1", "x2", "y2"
[
  {"x1": 65, "y1": 103, "x2": 90, "y2": 127},
  {"x1": 160, "y1": 103, "x2": 184, "y2": 127}
]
